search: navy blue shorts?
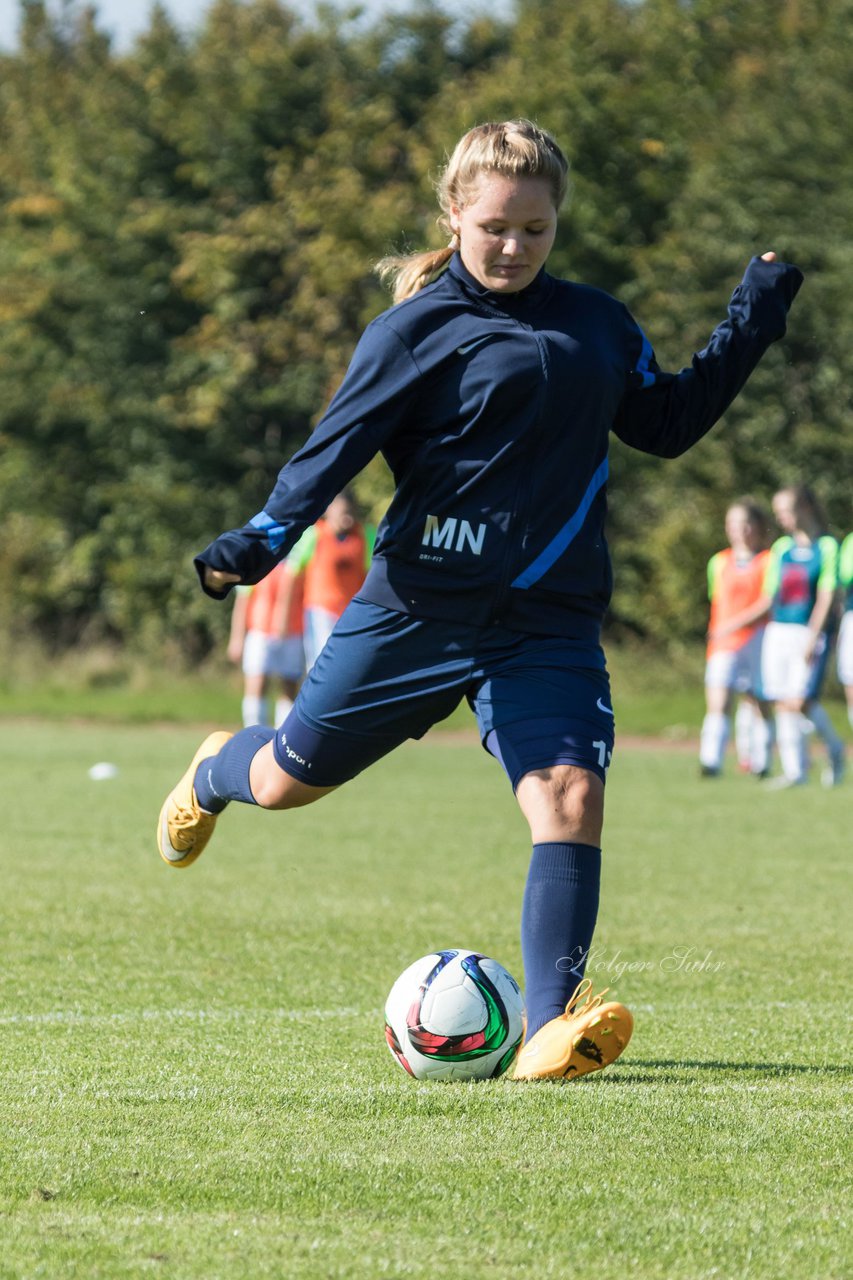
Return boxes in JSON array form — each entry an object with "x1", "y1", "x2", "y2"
[{"x1": 272, "y1": 598, "x2": 615, "y2": 789}]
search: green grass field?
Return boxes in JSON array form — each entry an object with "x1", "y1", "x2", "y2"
[{"x1": 0, "y1": 720, "x2": 849, "y2": 1278}]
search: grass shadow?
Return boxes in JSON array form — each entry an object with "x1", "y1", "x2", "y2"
[{"x1": 598, "y1": 1058, "x2": 852, "y2": 1085}]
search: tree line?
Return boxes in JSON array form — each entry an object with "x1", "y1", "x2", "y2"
[{"x1": 0, "y1": 0, "x2": 850, "y2": 664}]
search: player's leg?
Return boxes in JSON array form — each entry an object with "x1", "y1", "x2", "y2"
[
  {"x1": 804, "y1": 699, "x2": 845, "y2": 788},
  {"x1": 513, "y1": 761, "x2": 632, "y2": 1081},
  {"x1": 242, "y1": 674, "x2": 268, "y2": 727},
  {"x1": 743, "y1": 629, "x2": 773, "y2": 777},
  {"x1": 763, "y1": 622, "x2": 809, "y2": 787},
  {"x1": 751, "y1": 699, "x2": 775, "y2": 778},
  {"x1": 241, "y1": 631, "x2": 272, "y2": 726},
  {"x1": 514, "y1": 762, "x2": 605, "y2": 1031},
  {"x1": 699, "y1": 653, "x2": 735, "y2": 776},
  {"x1": 159, "y1": 633, "x2": 310, "y2": 867},
  {"x1": 733, "y1": 697, "x2": 756, "y2": 772},
  {"x1": 156, "y1": 725, "x2": 336, "y2": 869},
  {"x1": 266, "y1": 634, "x2": 304, "y2": 725},
  {"x1": 799, "y1": 634, "x2": 845, "y2": 788},
  {"x1": 469, "y1": 643, "x2": 632, "y2": 1081},
  {"x1": 773, "y1": 698, "x2": 809, "y2": 786},
  {"x1": 157, "y1": 600, "x2": 469, "y2": 868},
  {"x1": 516, "y1": 762, "x2": 604, "y2": 845}
]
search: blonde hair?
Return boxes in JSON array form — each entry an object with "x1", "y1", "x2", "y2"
[{"x1": 377, "y1": 119, "x2": 569, "y2": 303}]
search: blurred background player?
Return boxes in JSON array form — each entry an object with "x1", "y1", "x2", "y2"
[
  {"x1": 286, "y1": 491, "x2": 375, "y2": 671},
  {"x1": 762, "y1": 484, "x2": 844, "y2": 788},
  {"x1": 699, "y1": 497, "x2": 774, "y2": 777},
  {"x1": 227, "y1": 561, "x2": 304, "y2": 727},
  {"x1": 837, "y1": 530, "x2": 853, "y2": 735}
]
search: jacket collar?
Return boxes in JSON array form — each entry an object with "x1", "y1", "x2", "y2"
[{"x1": 447, "y1": 252, "x2": 553, "y2": 308}]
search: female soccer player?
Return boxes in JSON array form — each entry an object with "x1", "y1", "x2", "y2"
[
  {"x1": 699, "y1": 498, "x2": 774, "y2": 778},
  {"x1": 762, "y1": 485, "x2": 845, "y2": 788},
  {"x1": 157, "y1": 120, "x2": 803, "y2": 1081}
]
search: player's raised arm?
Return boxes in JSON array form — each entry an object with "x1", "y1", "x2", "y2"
[{"x1": 613, "y1": 252, "x2": 803, "y2": 458}]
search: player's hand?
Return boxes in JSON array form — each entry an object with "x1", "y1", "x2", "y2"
[
  {"x1": 760, "y1": 251, "x2": 777, "y2": 262},
  {"x1": 204, "y1": 566, "x2": 241, "y2": 592}
]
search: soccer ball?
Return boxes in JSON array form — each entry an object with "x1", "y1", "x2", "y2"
[{"x1": 384, "y1": 949, "x2": 526, "y2": 1081}]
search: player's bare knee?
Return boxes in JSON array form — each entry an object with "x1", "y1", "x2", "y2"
[
  {"x1": 517, "y1": 765, "x2": 604, "y2": 843},
  {"x1": 247, "y1": 744, "x2": 293, "y2": 808},
  {"x1": 550, "y1": 767, "x2": 602, "y2": 824},
  {"x1": 248, "y1": 766, "x2": 284, "y2": 809}
]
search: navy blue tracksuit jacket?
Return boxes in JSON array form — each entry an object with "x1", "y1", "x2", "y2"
[{"x1": 196, "y1": 253, "x2": 802, "y2": 642}]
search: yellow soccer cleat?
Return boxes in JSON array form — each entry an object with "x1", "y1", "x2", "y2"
[
  {"x1": 513, "y1": 977, "x2": 633, "y2": 1081},
  {"x1": 157, "y1": 731, "x2": 233, "y2": 869}
]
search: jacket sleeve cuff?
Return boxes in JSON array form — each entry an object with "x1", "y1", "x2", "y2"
[
  {"x1": 731, "y1": 257, "x2": 804, "y2": 342},
  {"x1": 194, "y1": 528, "x2": 281, "y2": 599},
  {"x1": 193, "y1": 553, "x2": 232, "y2": 599}
]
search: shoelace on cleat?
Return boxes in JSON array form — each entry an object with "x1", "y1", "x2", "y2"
[
  {"x1": 562, "y1": 977, "x2": 610, "y2": 1021},
  {"x1": 168, "y1": 797, "x2": 213, "y2": 845}
]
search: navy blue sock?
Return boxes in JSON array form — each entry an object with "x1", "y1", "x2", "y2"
[
  {"x1": 521, "y1": 842, "x2": 601, "y2": 1038},
  {"x1": 194, "y1": 727, "x2": 275, "y2": 812}
]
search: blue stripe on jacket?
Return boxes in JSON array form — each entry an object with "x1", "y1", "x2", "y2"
[{"x1": 512, "y1": 457, "x2": 609, "y2": 589}]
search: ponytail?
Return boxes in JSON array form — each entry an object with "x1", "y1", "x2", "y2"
[{"x1": 376, "y1": 245, "x2": 456, "y2": 304}]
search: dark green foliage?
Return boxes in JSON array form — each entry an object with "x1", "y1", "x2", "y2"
[{"x1": 0, "y1": 0, "x2": 849, "y2": 661}]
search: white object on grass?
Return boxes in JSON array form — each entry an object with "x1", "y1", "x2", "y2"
[{"x1": 88, "y1": 762, "x2": 119, "y2": 781}]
